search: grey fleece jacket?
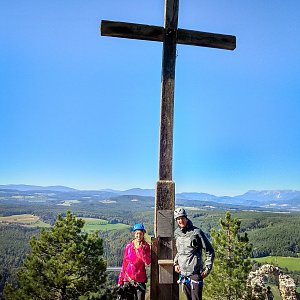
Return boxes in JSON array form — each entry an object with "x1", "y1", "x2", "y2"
[{"x1": 174, "y1": 219, "x2": 214, "y2": 276}]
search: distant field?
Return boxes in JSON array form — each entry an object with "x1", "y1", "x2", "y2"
[
  {"x1": 0, "y1": 214, "x2": 129, "y2": 231},
  {"x1": 82, "y1": 218, "x2": 130, "y2": 232},
  {"x1": 0, "y1": 214, "x2": 50, "y2": 228},
  {"x1": 58, "y1": 200, "x2": 81, "y2": 206},
  {"x1": 254, "y1": 256, "x2": 300, "y2": 272}
]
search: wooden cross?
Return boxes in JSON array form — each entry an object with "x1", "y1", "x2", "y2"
[{"x1": 101, "y1": 1, "x2": 235, "y2": 299}]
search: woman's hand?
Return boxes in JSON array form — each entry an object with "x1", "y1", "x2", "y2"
[
  {"x1": 174, "y1": 264, "x2": 180, "y2": 273},
  {"x1": 133, "y1": 239, "x2": 141, "y2": 249}
]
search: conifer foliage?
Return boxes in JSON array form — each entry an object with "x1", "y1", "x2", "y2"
[
  {"x1": 203, "y1": 212, "x2": 253, "y2": 300},
  {"x1": 4, "y1": 211, "x2": 110, "y2": 300}
]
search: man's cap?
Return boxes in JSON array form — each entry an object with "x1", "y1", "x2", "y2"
[{"x1": 174, "y1": 208, "x2": 187, "y2": 219}]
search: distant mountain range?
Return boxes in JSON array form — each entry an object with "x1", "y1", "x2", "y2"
[
  {"x1": 0, "y1": 184, "x2": 77, "y2": 193},
  {"x1": 0, "y1": 184, "x2": 299, "y2": 211}
]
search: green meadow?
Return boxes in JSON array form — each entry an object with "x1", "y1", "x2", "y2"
[
  {"x1": 253, "y1": 256, "x2": 300, "y2": 272},
  {"x1": 82, "y1": 218, "x2": 130, "y2": 232}
]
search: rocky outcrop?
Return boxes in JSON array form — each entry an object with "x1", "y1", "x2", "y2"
[
  {"x1": 278, "y1": 272, "x2": 297, "y2": 300},
  {"x1": 247, "y1": 264, "x2": 297, "y2": 300}
]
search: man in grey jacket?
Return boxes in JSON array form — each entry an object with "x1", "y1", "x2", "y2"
[{"x1": 173, "y1": 208, "x2": 214, "y2": 300}]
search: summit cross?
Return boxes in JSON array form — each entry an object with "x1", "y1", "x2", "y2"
[{"x1": 100, "y1": 1, "x2": 236, "y2": 299}]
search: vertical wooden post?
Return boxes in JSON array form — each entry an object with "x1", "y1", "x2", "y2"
[
  {"x1": 151, "y1": 1, "x2": 179, "y2": 299},
  {"x1": 151, "y1": 182, "x2": 178, "y2": 299}
]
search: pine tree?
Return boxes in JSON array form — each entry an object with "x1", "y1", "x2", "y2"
[
  {"x1": 4, "y1": 211, "x2": 112, "y2": 300},
  {"x1": 203, "y1": 212, "x2": 253, "y2": 300}
]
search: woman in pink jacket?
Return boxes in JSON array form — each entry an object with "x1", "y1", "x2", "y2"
[{"x1": 118, "y1": 223, "x2": 151, "y2": 300}]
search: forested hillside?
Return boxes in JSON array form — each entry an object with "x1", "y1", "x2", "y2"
[
  {"x1": 190, "y1": 210, "x2": 300, "y2": 257},
  {"x1": 0, "y1": 226, "x2": 40, "y2": 293}
]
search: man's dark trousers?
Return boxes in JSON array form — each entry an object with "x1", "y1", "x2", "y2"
[{"x1": 183, "y1": 274, "x2": 203, "y2": 300}]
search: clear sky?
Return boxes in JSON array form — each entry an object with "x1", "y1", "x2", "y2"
[{"x1": 1, "y1": 0, "x2": 300, "y2": 196}]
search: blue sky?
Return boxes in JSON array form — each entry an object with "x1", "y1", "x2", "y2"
[{"x1": 1, "y1": 0, "x2": 300, "y2": 196}]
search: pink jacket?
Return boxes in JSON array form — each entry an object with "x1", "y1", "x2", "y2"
[{"x1": 118, "y1": 240, "x2": 151, "y2": 285}]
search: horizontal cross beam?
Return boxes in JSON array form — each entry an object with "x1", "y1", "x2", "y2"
[{"x1": 101, "y1": 20, "x2": 236, "y2": 50}]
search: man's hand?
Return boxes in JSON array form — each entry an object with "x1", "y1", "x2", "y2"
[
  {"x1": 174, "y1": 264, "x2": 180, "y2": 273},
  {"x1": 201, "y1": 270, "x2": 208, "y2": 278}
]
